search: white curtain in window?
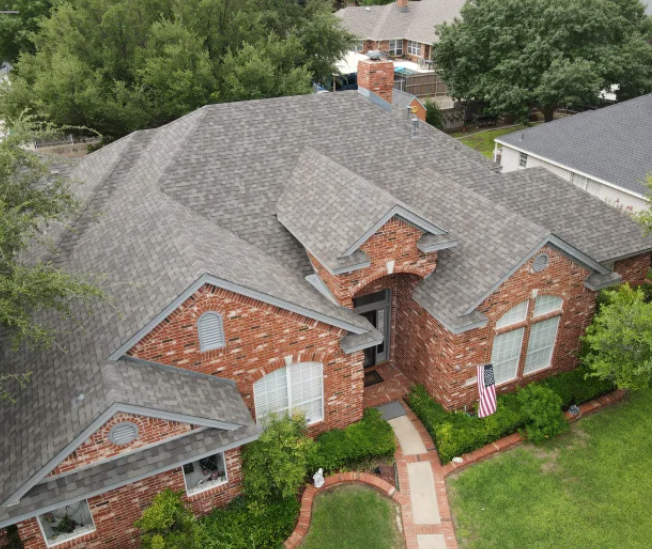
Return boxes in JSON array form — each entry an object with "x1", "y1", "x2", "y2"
[
  {"x1": 533, "y1": 295, "x2": 562, "y2": 317},
  {"x1": 495, "y1": 301, "x2": 528, "y2": 329},
  {"x1": 491, "y1": 328, "x2": 525, "y2": 384},
  {"x1": 254, "y1": 363, "x2": 324, "y2": 426},
  {"x1": 524, "y1": 317, "x2": 560, "y2": 374}
]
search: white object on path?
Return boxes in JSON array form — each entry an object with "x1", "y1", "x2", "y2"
[
  {"x1": 452, "y1": 457, "x2": 464, "y2": 464},
  {"x1": 313, "y1": 468, "x2": 325, "y2": 488}
]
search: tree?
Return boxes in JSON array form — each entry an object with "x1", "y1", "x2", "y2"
[
  {"x1": 0, "y1": 116, "x2": 104, "y2": 399},
  {"x1": 425, "y1": 100, "x2": 443, "y2": 129},
  {"x1": 635, "y1": 173, "x2": 652, "y2": 233},
  {"x1": 135, "y1": 489, "x2": 200, "y2": 549},
  {"x1": 583, "y1": 284, "x2": 652, "y2": 390},
  {"x1": 433, "y1": 0, "x2": 652, "y2": 122},
  {"x1": 0, "y1": 0, "x2": 54, "y2": 64},
  {"x1": 241, "y1": 413, "x2": 314, "y2": 503},
  {"x1": 0, "y1": 0, "x2": 354, "y2": 140}
]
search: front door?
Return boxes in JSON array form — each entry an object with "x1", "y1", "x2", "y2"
[{"x1": 353, "y1": 289, "x2": 391, "y2": 368}]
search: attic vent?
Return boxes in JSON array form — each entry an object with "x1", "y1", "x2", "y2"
[
  {"x1": 108, "y1": 422, "x2": 139, "y2": 445},
  {"x1": 532, "y1": 253, "x2": 549, "y2": 272},
  {"x1": 198, "y1": 312, "x2": 226, "y2": 352}
]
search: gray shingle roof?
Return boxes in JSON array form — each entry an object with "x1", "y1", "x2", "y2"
[
  {"x1": 277, "y1": 147, "x2": 444, "y2": 271},
  {"x1": 391, "y1": 89, "x2": 423, "y2": 120},
  {"x1": 1, "y1": 90, "x2": 651, "y2": 520},
  {"x1": 496, "y1": 94, "x2": 652, "y2": 196},
  {"x1": 338, "y1": 0, "x2": 466, "y2": 44}
]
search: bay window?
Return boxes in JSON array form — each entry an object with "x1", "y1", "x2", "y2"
[{"x1": 253, "y1": 362, "x2": 324, "y2": 426}]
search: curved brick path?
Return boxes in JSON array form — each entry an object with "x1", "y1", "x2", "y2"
[{"x1": 285, "y1": 390, "x2": 625, "y2": 549}]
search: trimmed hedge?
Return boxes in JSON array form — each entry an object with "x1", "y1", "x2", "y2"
[
  {"x1": 310, "y1": 408, "x2": 396, "y2": 472},
  {"x1": 406, "y1": 365, "x2": 616, "y2": 464}
]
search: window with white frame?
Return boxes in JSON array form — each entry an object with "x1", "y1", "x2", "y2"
[
  {"x1": 253, "y1": 362, "x2": 324, "y2": 426},
  {"x1": 524, "y1": 316, "x2": 561, "y2": 374},
  {"x1": 183, "y1": 453, "x2": 227, "y2": 495},
  {"x1": 491, "y1": 327, "x2": 525, "y2": 385},
  {"x1": 354, "y1": 40, "x2": 363, "y2": 52},
  {"x1": 388, "y1": 39, "x2": 403, "y2": 56},
  {"x1": 533, "y1": 295, "x2": 563, "y2": 317},
  {"x1": 495, "y1": 301, "x2": 528, "y2": 329},
  {"x1": 407, "y1": 41, "x2": 421, "y2": 57},
  {"x1": 38, "y1": 501, "x2": 96, "y2": 547},
  {"x1": 519, "y1": 152, "x2": 528, "y2": 168},
  {"x1": 198, "y1": 311, "x2": 225, "y2": 352}
]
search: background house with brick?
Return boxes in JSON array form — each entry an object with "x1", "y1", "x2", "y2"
[
  {"x1": 496, "y1": 93, "x2": 652, "y2": 212},
  {"x1": 1, "y1": 71, "x2": 651, "y2": 549}
]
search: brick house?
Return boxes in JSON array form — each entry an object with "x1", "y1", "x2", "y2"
[
  {"x1": 1, "y1": 65, "x2": 651, "y2": 549},
  {"x1": 338, "y1": 0, "x2": 466, "y2": 62}
]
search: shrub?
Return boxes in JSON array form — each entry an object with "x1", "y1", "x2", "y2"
[
  {"x1": 516, "y1": 384, "x2": 568, "y2": 444},
  {"x1": 425, "y1": 100, "x2": 443, "y2": 130},
  {"x1": 541, "y1": 363, "x2": 615, "y2": 408},
  {"x1": 242, "y1": 413, "x2": 314, "y2": 502},
  {"x1": 311, "y1": 408, "x2": 395, "y2": 472},
  {"x1": 198, "y1": 495, "x2": 299, "y2": 549},
  {"x1": 135, "y1": 489, "x2": 199, "y2": 549}
]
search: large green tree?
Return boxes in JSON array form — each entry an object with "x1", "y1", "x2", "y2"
[
  {"x1": 0, "y1": 0, "x2": 54, "y2": 64},
  {"x1": 434, "y1": 0, "x2": 652, "y2": 121},
  {"x1": 0, "y1": 0, "x2": 353, "y2": 140},
  {"x1": 0, "y1": 117, "x2": 104, "y2": 400}
]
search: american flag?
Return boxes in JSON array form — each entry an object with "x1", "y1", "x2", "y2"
[{"x1": 477, "y1": 364, "x2": 497, "y2": 418}]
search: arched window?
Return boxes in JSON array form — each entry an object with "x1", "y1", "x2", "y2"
[
  {"x1": 253, "y1": 362, "x2": 324, "y2": 426},
  {"x1": 490, "y1": 296, "x2": 563, "y2": 384},
  {"x1": 197, "y1": 312, "x2": 225, "y2": 352}
]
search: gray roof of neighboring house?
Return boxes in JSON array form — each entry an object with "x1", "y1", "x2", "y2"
[
  {"x1": 277, "y1": 148, "x2": 445, "y2": 271},
  {"x1": 496, "y1": 94, "x2": 652, "y2": 197},
  {"x1": 2, "y1": 90, "x2": 652, "y2": 520},
  {"x1": 338, "y1": 0, "x2": 466, "y2": 44},
  {"x1": 643, "y1": 0, "x2": 652, "y2": 15}
]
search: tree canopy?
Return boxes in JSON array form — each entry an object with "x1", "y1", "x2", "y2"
[
  {"x1": 433, "y1": 0, "x2": 652, "y2": 121},
  {"x1": 583, "y1": 284, "x2": 652, "y2": 390},
  {"x1": 0, "y1": 0, "x2": 54, "y2": 65},
  {"x1": 0, "y1": 117, "x2": 104, "y2": 399},
  {"x1": 0, "y1": 0, "x2": 353, "y2": 140}
]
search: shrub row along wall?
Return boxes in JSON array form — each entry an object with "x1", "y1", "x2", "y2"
[{"x1": 407, "y1": 364, "x2": 615, "y2": 463}]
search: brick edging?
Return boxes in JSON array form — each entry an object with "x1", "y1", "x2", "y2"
[
  {"x1": 283, "y1": 473, "x2": 399, "y2": 549},
  {"x1": 439, "y1": 388, "x2": 626, "y2": 476}
]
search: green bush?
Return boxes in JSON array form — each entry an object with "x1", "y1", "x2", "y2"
[
  {"x1": 425, "y1": 100, "x2": 443, "y2": 130},
  {"x1": 242, "y1": 413, "x2": 314, "y2": 502},
  {"x1": 135, "y1": 489, "x2": 199, "y2": 549},
  {"x1": 198, "y1": 495, "x2": 299, "y2": 549},
  {"x1": 311, "y1": 408, "x2": 395, "y2": 471},
  {"x1": 541, "y1": 364, "x2": 615, "y2": 408},
  {"x1": 517, "y1": 384, "x2": 568, "y2": 444}
]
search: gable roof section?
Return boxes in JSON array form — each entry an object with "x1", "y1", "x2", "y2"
[
  {"x1": 392, "y1": 89, "x2": 424, "y2": 119},
  {"x1": 338, "y1": 0, "x2": 466, "y2": 44},
  {"x1": 277, "y1": 148, "x2": 446, "y2": 273},
  {"x1": 496, "y1": 94, "x2": 652, "y2": 196}
]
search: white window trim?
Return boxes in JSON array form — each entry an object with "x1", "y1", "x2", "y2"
[
  {"x1": 407, "y1": 41, "x2": 421, "y2": 57},
  {"x1": 37, "y1": 502, "x2": 96, "y2": 548},
  {"x1": 519, "y1": 152, "x2": 528, "y2": 169},
  {"x1": 491, "y1": 327, "x2": 525, "y2": 386},
  {"x1": 523, "y1": 316, "x2": 561, "y2": 375},
  {"x1": 495, "y1": 301, "x2": 529, "y2": 330},
  {"x1": 533, "y1": 295, "x2": 563, "y2": 318},
  {"x1": 254, "y1": 363, "x2": 325, "y2": 427},
  {"x1": 388, "y1": 39, "x2": 403, "y2": 55},
  {"x1": 182, "y1": 452, "x2": 229, "y2": 496},
  {"x1": 354, "y1": 40, "x2": 363, "y2": 52}
]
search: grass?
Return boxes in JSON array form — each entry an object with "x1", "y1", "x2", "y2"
[
  {"x1": 300, "y1": 485, "x2": 405, "y2": 549},
  {"x1": 451, "y1": 125, "x2": 536, "y2": 158},
  {"x1": 448, "y1": 389, "x2": 652, "y2": 549}
]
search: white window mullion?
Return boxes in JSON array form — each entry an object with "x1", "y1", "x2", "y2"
[{"x1": 524, "y1": 316, "x2": 560, "y2": 374}]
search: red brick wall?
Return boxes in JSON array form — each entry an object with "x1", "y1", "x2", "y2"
[
  {"x1": 17, "y1": 448, "x2": 243, "y2": 549},
  {"x1": 614, "y1": 253, "x2": 651, "y2": 286},
  {"x1": 310, "y1": 217, "x2": 437, "y2": 308},
  {"x1": 357, "y1": 58, "x2": 395, "y2": 104},
  {"x1": 410, "y1": 99, "x2": 426, "y2": 122},
  {"x1": 48, "y1": 413, "x2": 196, "y2": 477},
  {"x1": 399, "y1": 246, "x2": 598, "y2": 410},
  {"x1": 127, "y1": 284, "x2": 365, "y2": 436}
]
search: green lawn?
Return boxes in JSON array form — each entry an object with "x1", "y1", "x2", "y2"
[
  {"x1": 452, "y1": 125, "x2": 535, "y2": 158},
  {"x1": 301, "y1": 485, "x2": 405, "y2": 549},
  {"x1": 448, "y1": 389, "x2": 652, "y2": 549}
]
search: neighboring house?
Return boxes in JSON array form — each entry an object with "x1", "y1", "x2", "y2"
[
  {"x1": 338, "y1": 0, "x2": 465, "y2": 62},
  {"x1": 2, "y1": 57, "x2": 652, "y2": 549},
  {"x1": 496, "y1": 94, "x2": 652, "y2": 212}
]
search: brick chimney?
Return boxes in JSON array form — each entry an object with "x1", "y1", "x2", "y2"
[
  {"x1": 398, "y1": 0, "x2": 408, "y2": 12},
  {"x1": 357, "y1": 57, "x2": 394, "y2": 105}
]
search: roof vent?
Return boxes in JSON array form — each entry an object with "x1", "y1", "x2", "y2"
[
  {"x1": 532, "y1": 253, "x2": 549, "y2": 272},
  {"x1": 108, "y1": 422, "x2": 139, "y2": 445},
  {"x1": 411, "y1": 116, "x2": 420, "y2": 138},
  {"x1": 198, "y1": 311, "x2": 226, "y2": 352},
  {"x1": 365, "y1": 6, "x2": 371, "y2": 11}
]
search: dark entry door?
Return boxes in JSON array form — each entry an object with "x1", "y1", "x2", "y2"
[{"x1": 353, "y1": 290, "x2": 391, "y2": 368}]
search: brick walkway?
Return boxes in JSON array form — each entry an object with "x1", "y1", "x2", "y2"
[{"x1": 363, "y1": 363, "x2": 411, "y2": 409}]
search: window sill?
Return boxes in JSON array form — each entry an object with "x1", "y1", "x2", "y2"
[
  {"x1": 44, "y1": 527, "x2": 97, "y2": 548},
  {"x1": 186, "y1": 478, "x2": 228, "y2": 497},
  {"x1": 522, "y1": 365, "x2": 552, "y2": 377}
]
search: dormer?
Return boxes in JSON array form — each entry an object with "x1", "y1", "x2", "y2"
[{"x1": 277, "y1": 148, "x2": 457, "y2": 307}]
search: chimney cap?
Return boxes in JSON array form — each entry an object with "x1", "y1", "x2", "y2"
[{"x1": 366, "y1": 50, "x2": 384, "y2": 61}]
